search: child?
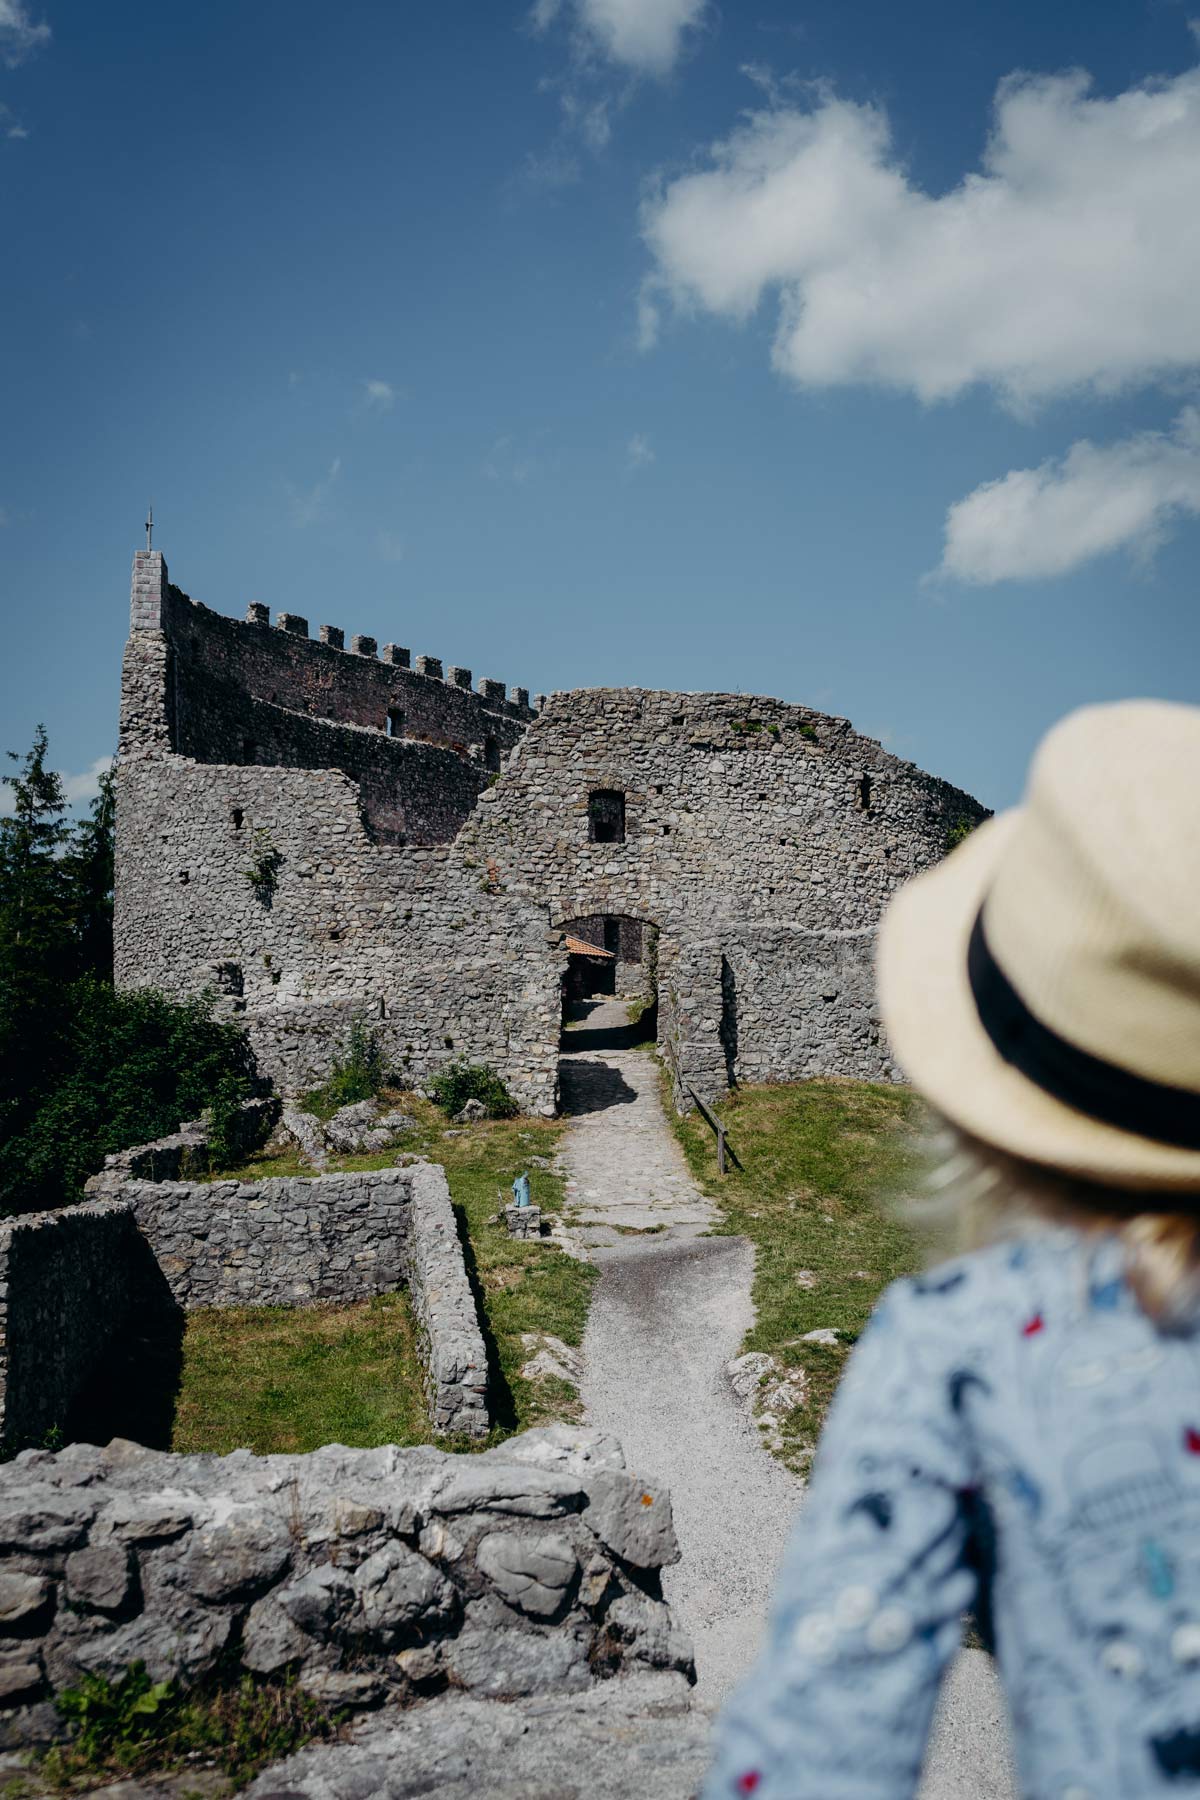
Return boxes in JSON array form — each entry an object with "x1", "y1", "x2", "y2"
[{"x1": 703, "y1": 701, "x2": 1200, "y2": 1799}]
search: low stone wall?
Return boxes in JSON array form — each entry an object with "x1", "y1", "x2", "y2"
[
  {"x1": 85, "y1": 1098, "x2": 280, "y2": 1195},
  {"x1": 126, "y1": 1166, "x2": 412, "y2": 1309},
  {"x1": 120, "y1": 1161, "x2": 489, "y2": 1440},
  {"x1": 0, "y1": 1425, "x2": 692, "y2": 1746},
  {"x1": 0, "y1": 1201, "x2": 137, "y2": 1453},
  {"x1": 406, "y1": 1163, "x2": 489, "y2": 1438}
]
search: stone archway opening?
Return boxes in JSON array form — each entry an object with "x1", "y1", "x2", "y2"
[{"x1": 557, "y1": 913, "x2": 659, "y2": 1052}]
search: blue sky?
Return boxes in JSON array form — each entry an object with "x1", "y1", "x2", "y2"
[{"x1": 2, "y1": 0, "x2": 1198, "y2": 813}]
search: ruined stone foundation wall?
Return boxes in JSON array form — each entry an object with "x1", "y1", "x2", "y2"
[
  {"x1": 0, "y1": 1202, "x2": 137, "y2": 1453},
  {"x1": 0, "y1": 1426, "x2": 691, "y2": 1746},
  {"x1": 126, "y1": 1163, "x2": 488, "y2": 1439}
]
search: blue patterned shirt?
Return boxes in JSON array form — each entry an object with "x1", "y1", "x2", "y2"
[{"x1": 703, "y1": 1230, "x2": 1200, "y2": 1799}]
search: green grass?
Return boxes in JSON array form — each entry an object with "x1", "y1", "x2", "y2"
[
  {"x1": 206, "y1": 1095, "x2": 596, "y2": 1447},
  {"x1": 669, "y1": 1075, "x2": 926, "y2": 1471},
  {"x1": 22, "y1": 1663, "x2": 338, "y2": 1796},
  {"x1": 170, "y1": 1292, "x2": 429, "y2": 1456}
]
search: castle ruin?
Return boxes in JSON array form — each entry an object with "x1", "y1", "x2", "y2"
[{"x1": 115, "y1": 548, "x2": 986, "y2": 1112}]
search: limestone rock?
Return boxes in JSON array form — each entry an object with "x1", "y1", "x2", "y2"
[
  {"x1": 241, "y1": 1671, "x2": 709, "y2": 1799},
  {"x1": 278, "y1": 1106, "x2": 329, "y2": 1169},
  {"x1": 63, "y1": 1543, "x2": 133, "y2": 1613},
  {"x1": 0, "y1": 1572, "x2": 50, "y2": 1629},
  {"x1": 519, "y1": 1333, "x2": 583, "y2": 1387},
  {"x1": 475, "y1": 1530, "x2": 577, "y2": 1617},
  {"x1": 583, "y1": 1470, "x2": 678, "y2": 1570}
]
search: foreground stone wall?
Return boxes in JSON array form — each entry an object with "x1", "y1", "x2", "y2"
[
  {"x1": 0, "y1": 1426, "x2": 691, "y2": 1745},
  {"x1": 0, "y1": 1202, "x2": 137, "y2": 1453}
]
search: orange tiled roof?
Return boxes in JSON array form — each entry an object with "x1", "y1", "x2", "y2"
[{"x1": 564, "y1": 934, "x2": 616, "y2": 959}]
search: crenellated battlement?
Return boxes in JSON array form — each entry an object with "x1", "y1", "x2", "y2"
[{"x1": 232, "y1": 595, "x2": 534, "y2": 715}]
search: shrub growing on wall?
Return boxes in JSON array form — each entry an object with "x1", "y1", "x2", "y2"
[
  {"x1": 429, "y1": 1059, "x2": 518, "y2": 1120},
  {"x1": 302, "y1": 1015, "x2": 389, "y2": 1118}
]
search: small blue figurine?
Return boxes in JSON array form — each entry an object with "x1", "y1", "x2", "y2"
[{"x1": 511, "y1": 1171, "x2": 531, "y2": 1209}]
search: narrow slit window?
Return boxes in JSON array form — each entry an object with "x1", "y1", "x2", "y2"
[
  {"x1": 589, "y1": 789, "x2": 626, "y2": 844},
  {"x1": 387, "y1": 706, "x2": 405, "y2": 738},
  {"x1": 485, "y1": 736, "x2": 501, "y2": 772},
  {"x1": 231, "y1": 807, "x2": 244, "y2": 830},
  {"x1": 857, "y1": 773, "x2": 872, "y2": 812}
]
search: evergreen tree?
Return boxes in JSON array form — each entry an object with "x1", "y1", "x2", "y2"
[
  {"x1": 0, "y1": 725, "x2": 74, "y2": 1131},
  {"x1": 63, "y1": 764, "x2": 116, "y2": 978}
]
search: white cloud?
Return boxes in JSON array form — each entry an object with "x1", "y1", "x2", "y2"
[
  {"x1": 0, "y1": 100, "x2": 27, "y2": 138},
  {"x1": 938, "y1": 407, "x2": 1200, "y2": 584},
  {"x1": 626, "y1": 431, "x2": 655, "y2": 470},
  {"x1": 286, "y1": 456, "x2": 342, "y2": 528},
  {"x1": 532, "y1": 0, "x2": 706, "y2": 76},
  {"x1": 641, "y1": 59, "x2": 1200, "y2": 408},
  {"x1": 363, "y1": 378, "x2": 395, "y2": 413},
  {"x1": 62, "y1": 755, "x2": 114, "y2": 806},
  {"x1": 0, "y1": 0, "x2": 49, "y2": 67}
]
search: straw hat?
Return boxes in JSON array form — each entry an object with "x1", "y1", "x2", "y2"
[{"x1": 877, "y1": 700, "x2": 1200, "y2": 1191}]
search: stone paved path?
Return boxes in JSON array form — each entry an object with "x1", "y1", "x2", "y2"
[{"x1": 558, "y1": 999, "x2": 1017, "y2": 1798}]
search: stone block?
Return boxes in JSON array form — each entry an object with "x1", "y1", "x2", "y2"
[
  {"x1": 320, "y1": 625, "x2": 344, "y2": 648},
  {"x1": 245, "y1": 601, "x2": 269, "y2": 626},
  {"x1": 505, "y1": 1204, "x2": 541, "y2": 1240},
  {"x1": 415, "y1": 655, "x2": 443, "y2": 679},
  {"x1": 276, "y1": 612, "x2": 309, "y2": 636},
  {"x1": 382, "y1": 643, "x2": 411, "y2": 667},
  {"x1": 351, "y1": 635, "x2": 377, "y2": 658},
  {"x1": 448, "y1": 666, "x2": 472, "y2": 690}
]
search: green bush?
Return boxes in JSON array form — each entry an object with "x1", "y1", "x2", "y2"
[
  {"x1": 0, "y1": 980, "x2": 256, "y2": 1215},
  {"x1": 41, "y1": 1662, "x2": 338, "y2": 1791},
  {"x1": 303, "y1": 1015, "x2": 388, "y2": 1118},
  {"x1": 944, "y1": 816, "x2": 978, "y2": 853},
  {"x1": 429, "y1": 1058, "x2": 517, "y2": 1120}
]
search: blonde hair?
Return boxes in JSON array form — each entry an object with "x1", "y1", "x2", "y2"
[{"x1": 919, "y1": 1120, "x2": 1200, "y2": 1331}]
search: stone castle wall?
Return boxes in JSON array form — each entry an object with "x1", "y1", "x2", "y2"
[
  {"x1": 115, "y1": 551, "x2": 987, "y2": 1110},
  {"x1": 0, "y1": 1201, "x2": 137, "y2": 1453}
]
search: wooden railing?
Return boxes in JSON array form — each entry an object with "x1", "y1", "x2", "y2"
[{"x1": 688, "y1": 1087, "x2": 743, "y2": 1175}]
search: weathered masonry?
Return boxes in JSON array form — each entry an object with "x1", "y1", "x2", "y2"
[{"x1": 115, "y1": 549, "x2": 987, "y2": 1113}]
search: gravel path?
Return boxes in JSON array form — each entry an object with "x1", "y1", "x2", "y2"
[{"x1": 559, "y1": 1000, "x2": 1017, "y2": 1798}]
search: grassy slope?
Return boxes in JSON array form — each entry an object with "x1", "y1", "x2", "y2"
[
  {"x1": 670, "y1": 1075, "x2": 925, "y2": 1471},
  {"x1": 193, "y1": 1096, "x2": 595, "y2": 1453}
]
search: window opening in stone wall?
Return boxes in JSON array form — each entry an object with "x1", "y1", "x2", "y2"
[
  {"x1": 387, "y1": 706, "x2": 405, "y2": 738},
  {"x1": 589, "y1": 789, "x2": 626, "y2": 844},
  {"x1": 858, "y1": 773, "x2": 872, "y2": 812},
  {"x1": 484, "y1": 736, "x2": 501, "y2": 773},
  {"x1": 231, "y1": 808, "x2": 244, "y2": 830}
]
